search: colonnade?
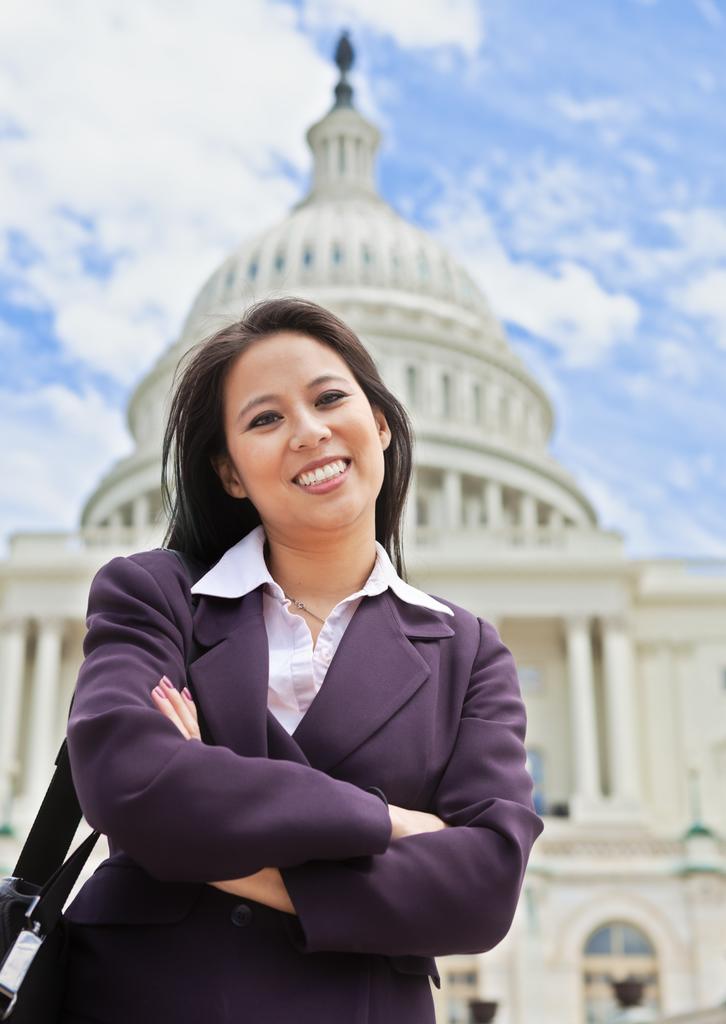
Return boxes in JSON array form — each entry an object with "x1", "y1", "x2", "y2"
[
  {"x1": 566, "y1": 615, "x2": 642, "y2": 819},
  {"x1": 413, "y1": 470, "x2": 569, "y2": 535},
  {"x1": 0, "y1": 616, "x2": 72, "y2": 831},
  {"x1": 0, "y1": 609, "x2": 643, "y2": 834}
]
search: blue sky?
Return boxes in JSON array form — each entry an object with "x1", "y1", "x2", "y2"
[{"x1": 2, "y1": 0, "x2": 725, "y2": 557}]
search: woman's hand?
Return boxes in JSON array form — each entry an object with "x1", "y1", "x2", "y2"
[
  {"x1": 148, "y1": 680, "x2": 446, "y2": 910},
  {"x1": 388, "y1": 803, "x2": 450, "y2": 840},
  {"x1": 149, "y1": 678, "x2": 296, "y2": 914},
  {"x1": 150, "y1": 676, "x2": 201, "y2": 741},
  {"x1": 209, "y1": 868, "x2": 295, "y2": 914}
]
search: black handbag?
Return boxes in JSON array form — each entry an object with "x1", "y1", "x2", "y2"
[{"x1": 0, "y1": 549, "x2": 207, "y2": 1021}]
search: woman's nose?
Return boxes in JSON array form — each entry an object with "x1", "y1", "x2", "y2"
[{"x1": 290, "y1": 409, "x2": 332, "y2": 449}]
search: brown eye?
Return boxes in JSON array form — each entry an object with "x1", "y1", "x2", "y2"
[
  {"x1": 249, "y1": 392, "x2": 347, "y2": 429},
  {"x1": 249, "y1": 411, "x2": 280, "y2": 428}
]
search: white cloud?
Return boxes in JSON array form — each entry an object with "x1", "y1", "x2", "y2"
[
  {"x1": 676, "y1": 268, "x2": 726, "y2": 348},
  {"x1": 661, "y1": 207, "x2": 726, "y2": 262},
  {"x1": 427, "y1": 186, "x2": 640, "y2": 366},
  {"x1": 693, "y1": 0, "x2": 723, "y2": 25},
  {"x1": 1, "y1": 383, "x2": 131, "y2": 554},
  {"x1": 302, "y1": 0, "x2": 485, "y2": 55},
  {"x1": 550, "y1": 93, "x2": 638, "y2": 127},
  {"x1": 0, "y1": 0, "x2": 332, "y2": 386},
  {"x1": 656, "y1": 338, "x2": 700, "y2": 384}
]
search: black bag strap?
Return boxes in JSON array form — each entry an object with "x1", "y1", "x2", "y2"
[{"x1": 12, "y1": 548, "x2": 209, "y2": 887}]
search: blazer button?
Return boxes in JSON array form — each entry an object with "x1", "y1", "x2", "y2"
[{"x1": 230, "y1": 902, "x2": 253, "y2": 927}]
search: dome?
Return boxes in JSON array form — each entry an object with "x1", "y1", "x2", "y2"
[
  {"x1": 179, "y1": 198, "x2": 503, "y2": 352},
  {"x1": 80, "y1": 32, "x2": 599, "y2": 545}
]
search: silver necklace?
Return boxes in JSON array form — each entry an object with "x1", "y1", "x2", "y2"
[{"x1": 284, "y1": 593, "x2": 326, "y2": 624}]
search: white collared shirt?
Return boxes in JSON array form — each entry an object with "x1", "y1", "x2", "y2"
[{"x1": 191, "y1": 525, "x2": 453, "y2": 735}]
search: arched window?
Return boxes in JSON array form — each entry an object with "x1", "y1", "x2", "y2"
[{"x1": 583, "y1": 922, "x2": 660, "y2": 1024}]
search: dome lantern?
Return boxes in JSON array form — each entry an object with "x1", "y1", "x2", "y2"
[{"x1": 296, "y1": 31, "x2": 383, "y2": 208}]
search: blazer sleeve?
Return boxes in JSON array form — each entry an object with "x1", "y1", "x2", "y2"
[
  {"x1": 66, "y1": 554, "x2": 391, "y2": 884},
  {"x1": 279, "y1": 618, "x2": 544, "y2": 958}
]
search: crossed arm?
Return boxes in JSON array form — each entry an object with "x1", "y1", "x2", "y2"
[
  {"x1": 70, "y1": 553, "x2": 543, "y2": 958},
  {"x1": 149, "y1": 675, "x2": 450, "y2": 914}
]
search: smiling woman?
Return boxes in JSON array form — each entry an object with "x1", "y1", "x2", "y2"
[
  {"x1": 161, "y1": 297, "x2": 413, "y2": 575},
  {"x1": 60, "y1": 296, "x2": 544, "y2": 1024}
]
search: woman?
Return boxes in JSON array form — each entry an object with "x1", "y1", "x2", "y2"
[{"x1": 61, "y1": 297, "x2": 544, "y2": 1024}]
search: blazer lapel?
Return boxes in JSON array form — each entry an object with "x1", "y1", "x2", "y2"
[
  {"x1": 188, "y1": 588, "x2": 308, "y2": 766},
  {"x1": 291, "y1": 590, "x2": 454, "y2": 773},
  {"x1": 187, "y1": 585, "x2": 454, "y2": 774}
]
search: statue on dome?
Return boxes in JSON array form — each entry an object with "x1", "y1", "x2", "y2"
[{"x1": 333, "y1": 29, "x2": 354, "y2": 108}]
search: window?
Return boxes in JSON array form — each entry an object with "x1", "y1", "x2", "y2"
[
  {"x1": 274, "y1": 250, "x2": 285, "y2": 273},
  {"x1": 442, "y1": 373, "x2": 453, "y2": 418},
  {"x1": 443, "y1": 962, "x2": 479, "y2": 1024},
  {"x1": 526, "y1": 748, "x2": 546, "y2": 816},
  {"x1": 418, "y1": 250, "x2": 429, "y2": 281},
  {"x1": 302, "y1": 246, "x2": 314, "y2": 268},
  {"x1": 416, "y1": 495, "x2": 428, "y2": 527},
  {"x1": 361, "y1": 244, "x2": 372, "y2": 265},
  {"x1": 247, "y1": 259, "x2": 258, "y2": 281},
  {"x1": 583, "y1": 922, "x2": 660, "y2": 1024},
  {"x1": 472, "y1": 382, "x2": 481, "y2": 422},
  {"x1": 407, "y1": 364, "x2": 419, "y2": 403},
  {"x1": 519, "y1": 665, "x2": 544, "y2": 694},
  {"x1": 332, "y1": 242, "x2": 343, "y2": 265}
]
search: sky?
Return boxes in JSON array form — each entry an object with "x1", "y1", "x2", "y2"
[{"x1": 1, "y1": 0, "x2": 725, "y2": 559}]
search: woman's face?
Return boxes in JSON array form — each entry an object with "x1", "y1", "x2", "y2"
[{"x1": 213, "y1": 331, "x2": 391, "y2": 540}]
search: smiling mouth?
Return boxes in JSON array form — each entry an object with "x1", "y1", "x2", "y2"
[{"x1": 292, "y1": 458, "x2": 352, "y2": 488}]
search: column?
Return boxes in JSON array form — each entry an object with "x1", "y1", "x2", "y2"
[
  {"x1": 0, "y1": 618, "x2": 28, "y2": 830},
  {"x1": 520, "y1": 493, "x2": 538, "y2": 534},
  {"x1": 132, "y1": 492, "x2": 151, "y2": 530},
  {"x1": 443, "y1": 469, "x2": 462, "y2": 531},
  {"x1": 602, "y1": 616, "x2": 642, "y2": 815},
  {"x1": 484, "y1": 479, "x2": 503, "y2": 530},
  {"x1": 26, "y1": 618, "x2": 64, "y2": 808},
  {"x1": 404, "y1": 469, "x2": 418, "y2": 541},
  {"x1": 565, "y1": 615, "x2": 602, "y2": 818}
]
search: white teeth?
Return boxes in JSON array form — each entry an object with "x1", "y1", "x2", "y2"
[{"x1": 295, "y1": 459, "x2": 348, "y2": 487}]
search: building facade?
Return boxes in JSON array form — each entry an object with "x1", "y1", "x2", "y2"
[{"x1": 1, "y1": 37, "x2": 725, "y2": 1024}]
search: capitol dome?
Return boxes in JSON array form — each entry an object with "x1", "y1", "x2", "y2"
[{"x1": 80, "y1": 32, "x2": 598, "y2": 548}]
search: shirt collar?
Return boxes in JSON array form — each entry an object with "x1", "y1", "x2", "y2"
[{"x1": 191, "y1": 524, "x2": 453, "y2": 616}]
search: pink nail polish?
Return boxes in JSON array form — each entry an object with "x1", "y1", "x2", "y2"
[
  {"x1": 153, "y1": 686, "x2": 167, "y2": 700},
  {"x1": 160, "y1": 677, "x2": 174, "y2": 690},
  {"x1": 182, "y1": 687, "x2": 193, "y2": 701}
]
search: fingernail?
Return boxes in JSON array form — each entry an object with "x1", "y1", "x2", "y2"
[
  {"x1": 153, "y1": 686, "x2": 167, "y2": 700},
  {"x1": 182, "y1": 687, "x2": 193, "y2": 701},
  {"x1": 160, "y1": 677, "x2": 174, "y2": 690}
]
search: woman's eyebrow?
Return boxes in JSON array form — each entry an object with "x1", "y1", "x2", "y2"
[{"x1": 236, "y1": 374, "x2": 351, "y2": 423}]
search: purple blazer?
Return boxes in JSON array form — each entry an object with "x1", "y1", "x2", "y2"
[{"x1": 61, "y1": 549, "x2": 544, "y2": 1024}]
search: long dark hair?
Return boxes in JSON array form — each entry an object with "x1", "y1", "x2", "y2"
[{"x1": 161, "y1": 296, "x2": 414, "y2": 578}]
